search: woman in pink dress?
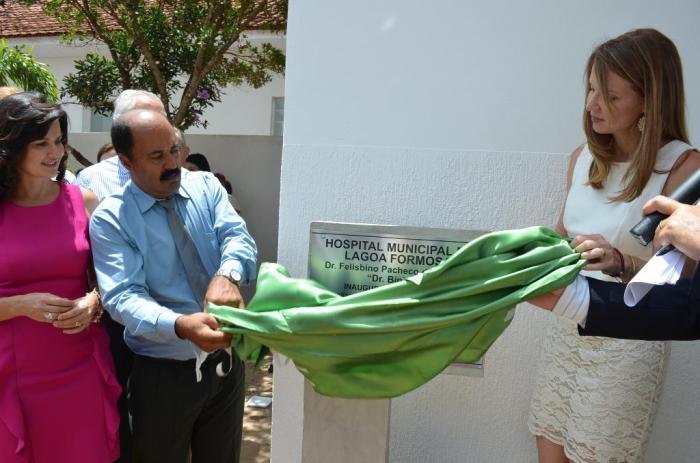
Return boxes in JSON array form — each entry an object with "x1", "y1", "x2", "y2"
[{"x1": 0, "y1": 93, "x2": 120, "y2": 462}]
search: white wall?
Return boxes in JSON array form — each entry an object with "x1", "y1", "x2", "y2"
[
  {"x1": 6, "y1": 33, "x2": 285, "y2": 136},
  {"x1": 186, "y1": 35, "x2": 286, "y2": 136},
  {"x1": 276, "y1": 1, "x2": 700, "y2": 462},
  {"x1": 40, "y1": 56, "x2": 92, "y2": 132}
]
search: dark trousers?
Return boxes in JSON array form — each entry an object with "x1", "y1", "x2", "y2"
[
  {"x1": 129, "y1": 350, "x2": 245, "y2": 463},
  {"x1": 103, "y1": 313, "x2": 135, "y2": 463}
]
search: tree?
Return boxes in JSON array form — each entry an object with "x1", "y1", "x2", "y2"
[
  {"x1": 0, "y1": 39, "x2": 60, "y2": 100},
  {"x1": 23, "y1": 0, "x2": 286, "y2": 130}
]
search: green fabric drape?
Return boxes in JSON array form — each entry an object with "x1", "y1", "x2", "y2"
[{"x1": 209, "y1": 226, "x2": 585, "y2": 399}]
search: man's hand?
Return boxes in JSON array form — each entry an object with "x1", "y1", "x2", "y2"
[
  {"x1": 643, "y1": 196, "x2": 700, "y2": 260},
  {"x1": 527, "y1": 288, "x2": 564, "y2": 311},
  {"x1": 204, "y1": 275, "x2": 245, "y2": 309},
  {"x1": 174, "y1": 312, "x2": 232, "y2": 352}
]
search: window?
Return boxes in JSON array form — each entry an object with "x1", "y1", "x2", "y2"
[
  {"x1": 271, "y1": 97, "x2": 284, "y2": 136},
  {"x1": 89, "y1": 110, "x2": 112, "y2": 133}
]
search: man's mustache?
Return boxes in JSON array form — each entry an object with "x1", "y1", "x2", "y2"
[{"x1": 160, "y1": 168, "x2": 181, "y2": 181}]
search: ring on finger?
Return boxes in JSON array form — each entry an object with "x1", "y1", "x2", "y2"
[
  {"x1": 74, "y1": 321, "x2": 81, "y2": 328},
  {"x1": 43, "y1": 312, "x2": 55, "y2": 321}
]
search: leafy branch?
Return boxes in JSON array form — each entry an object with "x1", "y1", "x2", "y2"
[
  {"x1": 20, "y1": 0, "x2": 287, "y2": 130},
  {"x1": 0, "y1": 39, "x2": 60, "y2": 101}
]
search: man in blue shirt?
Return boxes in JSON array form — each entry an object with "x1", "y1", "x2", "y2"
[{"x1": 90, "y1": 109, "x2": 257, "y2": 463}]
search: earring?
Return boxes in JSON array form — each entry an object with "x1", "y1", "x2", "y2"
[{"x1": 637, "y1": 115, "x2": 646, "y2": 132}]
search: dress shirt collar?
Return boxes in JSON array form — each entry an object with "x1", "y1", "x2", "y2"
[
  {"x1": 126, "y1": 169, "x2": 192, "y2": 214},
  {"x1": 117, "y1": 157, "x2": 131, "y2": 185},
  {"x1": 103, "y1": 156, "x2": 119, "y2": 167}
]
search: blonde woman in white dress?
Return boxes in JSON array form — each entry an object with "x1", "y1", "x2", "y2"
[{"x1": 529, "y1": 28, "x2": 700, "y2": 463}]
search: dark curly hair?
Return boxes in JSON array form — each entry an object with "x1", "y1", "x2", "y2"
[{"x1": 0, "y1": 92, "x2": 68, "y2": 200}]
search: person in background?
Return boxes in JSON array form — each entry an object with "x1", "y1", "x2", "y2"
[
  {"x1": 0, "y1": 86, "x2": 20, "y2": 99},
  {"x1": 97, "y1": 143, "x2": 117, "y2": 162},
  {"x1": 184, "y1": 152, "x2": 242, "y2": 213},
  {"x1": 214, "y1": 172, "x2": 232, "y2": 193},
  {"x1": 0, "y1": 92, "x2": 120, "y2": 463},
  {"x1": 175, "y1": 128, "x2": 191, "y2": 165},
  {"x1": 76, "y1": 89, "x2": 166, "y2": 201},
  {"x1": 528, "y1": 28, "x2": 700, "y2": 463},
  {"x1": 214, "y1": 172, "x2": 241, "y2": 213},
  {"x1": 184, "y1": 152, "x2": 212, "y2": 172}
]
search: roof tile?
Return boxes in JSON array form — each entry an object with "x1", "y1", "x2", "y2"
[
  {"x1": 0, "y1": 1, "x2": 69, "y2": 37},
  {"x1": 0, "y1": 0, "x2": 285, "y2": 38}
]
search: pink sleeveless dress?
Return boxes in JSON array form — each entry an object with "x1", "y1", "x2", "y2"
[{"x1": 0, "y1": 183, "x2": 120, "y2": 463}]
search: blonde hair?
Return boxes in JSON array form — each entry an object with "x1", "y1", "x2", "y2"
[
  {"x1": 583, "y1": 28, "x2": 689, "y2": 202},
  {"x1": 0, "y1": 87, "x2": 20, "y2": 100}
]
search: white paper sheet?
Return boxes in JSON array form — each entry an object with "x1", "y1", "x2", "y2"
[
  {"x1": 246, "y1": 395, "x2": 273, "y2": 408},
  {"x1": 624, "y1": 249, "x2": 686, "y2": 307}
]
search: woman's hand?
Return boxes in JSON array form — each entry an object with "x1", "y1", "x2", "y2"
[
  {"x1": 54, "y1": 291, "x2": 100, "y2": 334},
  {"x1": 571, "y1": 234, "x2": 623, "y2": 275},
  {"x1": 10, "y1": 293, "x2": 74, "y2": 323}
]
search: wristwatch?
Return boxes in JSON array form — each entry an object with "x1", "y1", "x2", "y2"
[{"x1": 215, "y1": 267, "x2": 242, "y2": 285}]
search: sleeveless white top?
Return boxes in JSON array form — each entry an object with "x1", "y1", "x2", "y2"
[{"x1": 529, "y1": 140, "x2": 694, "y2": 463}]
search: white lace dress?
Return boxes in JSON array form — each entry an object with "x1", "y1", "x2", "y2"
[{"x1": 529, "y1": 140, "x2": 693, "y2": 463}]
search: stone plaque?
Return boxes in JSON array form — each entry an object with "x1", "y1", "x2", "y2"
[
  {"x1": 301, "y1": 222, "x2": 489, "y2": 463},
  {"x1": 309, "y1": 221, "x2": 488, "y2": 372}
]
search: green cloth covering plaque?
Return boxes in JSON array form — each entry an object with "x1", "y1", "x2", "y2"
[{"x1": 208, "y1": 226, "x2": 585, "y2": 399}]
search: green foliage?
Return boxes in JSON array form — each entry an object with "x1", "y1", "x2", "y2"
[
  {"x1": 0, "y1": 39, "x2": 60, "y2": 101},
  {"x1": 62, "y1": 53, "x2": 121, "y2": 116},
  {"x1": 22, "y1": 0, "x2": 287, "y2": 129}
]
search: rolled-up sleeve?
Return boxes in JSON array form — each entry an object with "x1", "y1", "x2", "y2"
[{"x1": 90, "y1": 208, "x2": 182, "y2": 342}]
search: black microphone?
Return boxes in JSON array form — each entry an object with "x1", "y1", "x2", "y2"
[{"x1": 630, "y1": 168, "x2": 700, "y2": 245}]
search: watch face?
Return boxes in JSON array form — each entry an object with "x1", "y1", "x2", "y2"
[{"x1": 218, "y1": 269, "x2": 241, "y2": 283}]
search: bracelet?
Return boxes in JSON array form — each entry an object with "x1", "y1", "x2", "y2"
[
  {"x1": 611, "y1": 247, "x2": 625, "y2": 277},
  {"x1": 87, "y1": 288, "x2": 104, "y2": 323},
  {"x1": 603, "y1": 247, "x2": 625, "y2": 277},
  {"x1": 621, "y1": 255, "x2": 638, "y2": 281},
  {"x1": 629, "y1": 256, "x2": 638, "y2": 277}
]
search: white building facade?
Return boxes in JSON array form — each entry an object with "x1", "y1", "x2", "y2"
[{"x1": 275, "y1": 1, "x2": 700, "y2": 462}]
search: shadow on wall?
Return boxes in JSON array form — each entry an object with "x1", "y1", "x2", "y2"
[{"x1": 69, "y1": 133, "x2": 283, "y2": 300}]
